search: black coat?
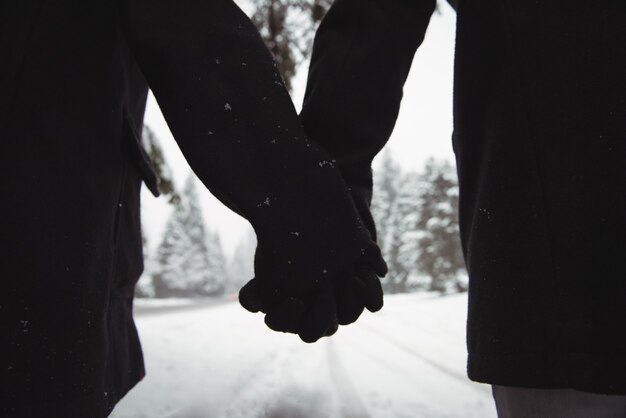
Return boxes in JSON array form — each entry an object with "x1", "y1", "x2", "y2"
[
  {"x1": 0, "y1": 1, "x2": 375, "y2": 416},
  {"x1": 301, "y1": 0, "x2": 626, "y2": 394}
]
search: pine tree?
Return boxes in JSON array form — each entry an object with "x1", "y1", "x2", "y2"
[
  {"x1": 135, "y1": 268, "x2": 156, "y2": 298},
  {"x1": 226, "y1": 227, "x2": 257, "y2": 293},
  {"x1": 250, "y1": 0, "x2": 332, "y2": 92},
  {"x1": 415, "y1": 159, "x2": 466, "y2": 293},
  {"x1": 206, "y1": 229, "x2": 228, "y2": 296},
  {"x1": 396, "y1": 171, "x2": 429, "y2": 290},
  {"x1": 135, "y1": 230, "x2": 156, "y2": 298},
  {"x1": 372, "y1": 151, "x2": 411, "y2": 293},
  {"x1": 141, "y1": 125, "x2": 180, "y2": 204},
  {"x1": 152, "y1": 175, "x2": 220, "y2": 297}
]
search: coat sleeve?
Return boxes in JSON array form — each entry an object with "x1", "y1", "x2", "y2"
[
  {"x1": 118, "y1": 0, "x2": 373, "y2": 297},
  {"x1": 300, "y1": 0, "x2": 437, "y2": 240}
]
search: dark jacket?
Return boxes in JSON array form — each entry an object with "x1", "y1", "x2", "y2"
[
  {"x1": 301, "y1": 0, "x2": 626, "y2": 394},
  {"x1": 0, "y1": 1, "x2": 374, "y2": 416}
]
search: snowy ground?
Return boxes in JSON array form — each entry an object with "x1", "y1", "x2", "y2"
[
  {"x1": 110, "y1": 293, "x2": 496, "y2": 418},
  {"x1": 133, "y1": 297, "x2": 232, "y2": 316}
]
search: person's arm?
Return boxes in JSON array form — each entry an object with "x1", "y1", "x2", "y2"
[
  {"x1": 118, "y1": 0, "x2": 382, "y2": 336},
  {"x1": 300, "y1": 0, "x2": 438, "y2": 238}
]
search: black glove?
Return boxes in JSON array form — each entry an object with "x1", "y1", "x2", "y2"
[{"x1": 239, "y1": 242, "x2": 387, "y2": 342}]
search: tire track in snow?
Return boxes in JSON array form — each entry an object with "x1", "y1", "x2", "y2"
[
  {"x1": 359, "y1": 323, "x2": 490, "y2": 397},
  {"x1": 326, "y1": 340, "x2": 372, "y2": 418},
  {"x1": 223, "y1": 339, "x2": 373, "y2": 418},
  {"x1": 330, "y1": 330, "x2": 493, "y2": 418},
  {"x1": 216, "y1": 338, "x2": 337, "y2": 418},
  {"x1": 178, "y1": 345, "x2": 286, "y2": 418}
]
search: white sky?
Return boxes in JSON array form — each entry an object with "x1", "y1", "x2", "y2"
[{"x1": 141, "y1": 2, "x2": 457, "y2": 258}]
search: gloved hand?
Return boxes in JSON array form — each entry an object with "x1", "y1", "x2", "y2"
[{"x1": 239, "y1": 243, "x2": 387, "y2": 342}]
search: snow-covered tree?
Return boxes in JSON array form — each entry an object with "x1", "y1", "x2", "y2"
[
  {"x1": 372, "y1": 151, "x2": 411, "y2": 293},
  {"x1": 152, "y1": 175, "x2": 224, "y2": 297},
  {"x1": 250, "y1": 0, "x2": 332, "y2": 91},
  {"x1": 415, "y1": 159, "x2": 466, "y2": 293},
  {"x1": 142, "y1": 125, "x2": 180, "y2": 205},
  {"x1": 226, "y1": 227, "x2": 257, "y2": 294},
  {"x1": 206, "y1": 229, "x2": 228, "y2": 295},
  {"x1": 396, "y1": 171, "x2": 429, "y2": 290},
  {"x1": 250, "y1": 0, "x2": 451, "y2": 92},
  {"x1": 371, "y1": 154, "x2": 466, "y2": 294},
  {"x1": 135, "y1": 231, "x2": 156, "y2": 298}
]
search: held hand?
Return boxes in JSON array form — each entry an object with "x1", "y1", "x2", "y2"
[{"x1": 239, "y1": 244, "x2": 387, "y2": 342}]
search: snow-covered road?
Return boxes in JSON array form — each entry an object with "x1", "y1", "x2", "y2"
[{"x1": 110, "y1": 293, "x2": 497, "y2": 418}]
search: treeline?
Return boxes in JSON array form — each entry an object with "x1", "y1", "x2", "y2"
[
  {"x1": 137, "y1": 175, "x2": 230, "y2": 298},
  {"x1": 372, "y1": 152, "x2": 467, "y2": 294},
  {"x1": 136, "y1": 149, "x2": 466, "y2": 298}
]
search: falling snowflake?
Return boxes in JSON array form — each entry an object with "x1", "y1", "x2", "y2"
[{"x1": 318, "y1": 160, "x2": 336, "y2": 168}]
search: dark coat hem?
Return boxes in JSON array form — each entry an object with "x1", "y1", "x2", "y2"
[{"x1": 469, "y1": 352, "x2": 626, "y2": 395}]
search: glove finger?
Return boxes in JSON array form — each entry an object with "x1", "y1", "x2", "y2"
[
  {"x1": 365, "y1": 244, "x2": 388, "y2": 277},
  {"x1": 336, "y1": 275, "x2": 367, "y2": 326},
  {"x1": 324, "y1": 319, "x2": 339, "y2": 337},
  {"x1": 298, "y1": 289, "x2": 338, "y2": 343},
  {"x1": 239, "y1": 278, "x2": 265, "y2": 313},
  {"x1": 239, "y1": 277, "x2": 287, "y2": 314},
  {"x1": 358, "y1": 268, "x2": 384, "y2": 312},
  {"x1": 264, "y1": 297, "x2": 306, "y2": 334}
]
